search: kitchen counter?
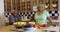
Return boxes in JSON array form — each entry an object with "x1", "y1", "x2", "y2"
[
  {"x1": 0, "y1": 25, "x2": 36, "y2": 32},
  {"x1": 0, "y1": 25, "x2": 17, "y2": 32},
  {"x1": 0, "y1": 25, "x2": 59, "y2": 32}
]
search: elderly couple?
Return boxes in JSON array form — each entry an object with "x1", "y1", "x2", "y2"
[{"x1": 9, "y1": 4, "x2": 56, "y2": 27}]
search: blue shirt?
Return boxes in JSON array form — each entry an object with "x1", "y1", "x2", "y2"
[{"x1": 9, "y1": 15, "x2": 19, "y2": 23}]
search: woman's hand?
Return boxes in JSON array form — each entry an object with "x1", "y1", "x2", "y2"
[
  {"x1": 47, "y1": 17, "x2": 56, "y2": 27},
  {"x1": 52, "y1": 24, "x2": 56, "y2": 27}
]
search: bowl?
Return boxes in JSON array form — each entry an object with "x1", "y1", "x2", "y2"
[{"x1": 24, "y1": 27, "x2": 34, "y2": 31}]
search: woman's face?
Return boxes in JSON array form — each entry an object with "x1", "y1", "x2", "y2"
[{"x1": 37, "y1": 6, "x2": 43, "y2": 12}]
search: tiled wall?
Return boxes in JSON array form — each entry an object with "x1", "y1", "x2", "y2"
[
  {"x1": 49, "y1": 11, "x2": 59, "y2": 20},
  {"x1": 5, "y1": 10, "x2": 59, "y2": 20}
]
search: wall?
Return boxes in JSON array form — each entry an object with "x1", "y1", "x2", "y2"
[
  {"x1": 58, "y1": 0, "x2": 60, "y2": 31},
  {"x1": 0, "y1": 0, "x2": 5, "y2": 28},
  {"x1": 58, "y1": 0, "x2": 60, "y2": 21}
]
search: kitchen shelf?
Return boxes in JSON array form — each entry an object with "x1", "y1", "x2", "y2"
[{"x1": 4, "y1": 0, "x2": 58, "y2": 12}]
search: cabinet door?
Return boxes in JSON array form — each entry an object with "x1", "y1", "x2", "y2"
[
  {"x1": 0, "y1": 17, "x2": 2, "y2": 27},
  {"x1": 0, "y1": 16, "x2": 5, "y2": 28}
]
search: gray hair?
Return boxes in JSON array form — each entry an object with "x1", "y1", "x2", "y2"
[{"x1": 37, "y1": 4, "x2": 45, "y2": 9}]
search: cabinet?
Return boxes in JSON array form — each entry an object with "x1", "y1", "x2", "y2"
[{"x1": 0, "y1": 15, "x2": 5, "y2": 28}]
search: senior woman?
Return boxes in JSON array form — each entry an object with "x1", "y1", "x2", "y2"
[{"x1": 35, "y1": 5, "x2": 56, "y2": 27}]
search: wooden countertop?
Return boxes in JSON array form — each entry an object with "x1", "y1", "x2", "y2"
[
  {"x1": 0, "y1": 25, "x2": 59, "y2": 32},
  {"x1": 0, "y1": 25, "x2": 17, "y2": 32},
  {"x1": 0, "y1": 25, "x2": 43, "y2": 32}
]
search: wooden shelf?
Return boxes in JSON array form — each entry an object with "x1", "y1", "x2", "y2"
[{"x1": 4, "y1": 0, "x2": 58, "y2": 12}]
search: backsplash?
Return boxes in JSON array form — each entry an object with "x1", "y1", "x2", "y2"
[
  {"x1": 49, "y1": 11, "x2": 59, "y2": 20},
  {"x1": 4, "y1": 10, "x2": 59, "y2": 20}
]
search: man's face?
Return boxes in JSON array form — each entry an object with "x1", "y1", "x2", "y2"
[
  {"x1": 37, "y1": 6, "x2": 43, "y2": 12},
  {"x1": 13, "y1": 11, "x2": 17, "y2": 16}
]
